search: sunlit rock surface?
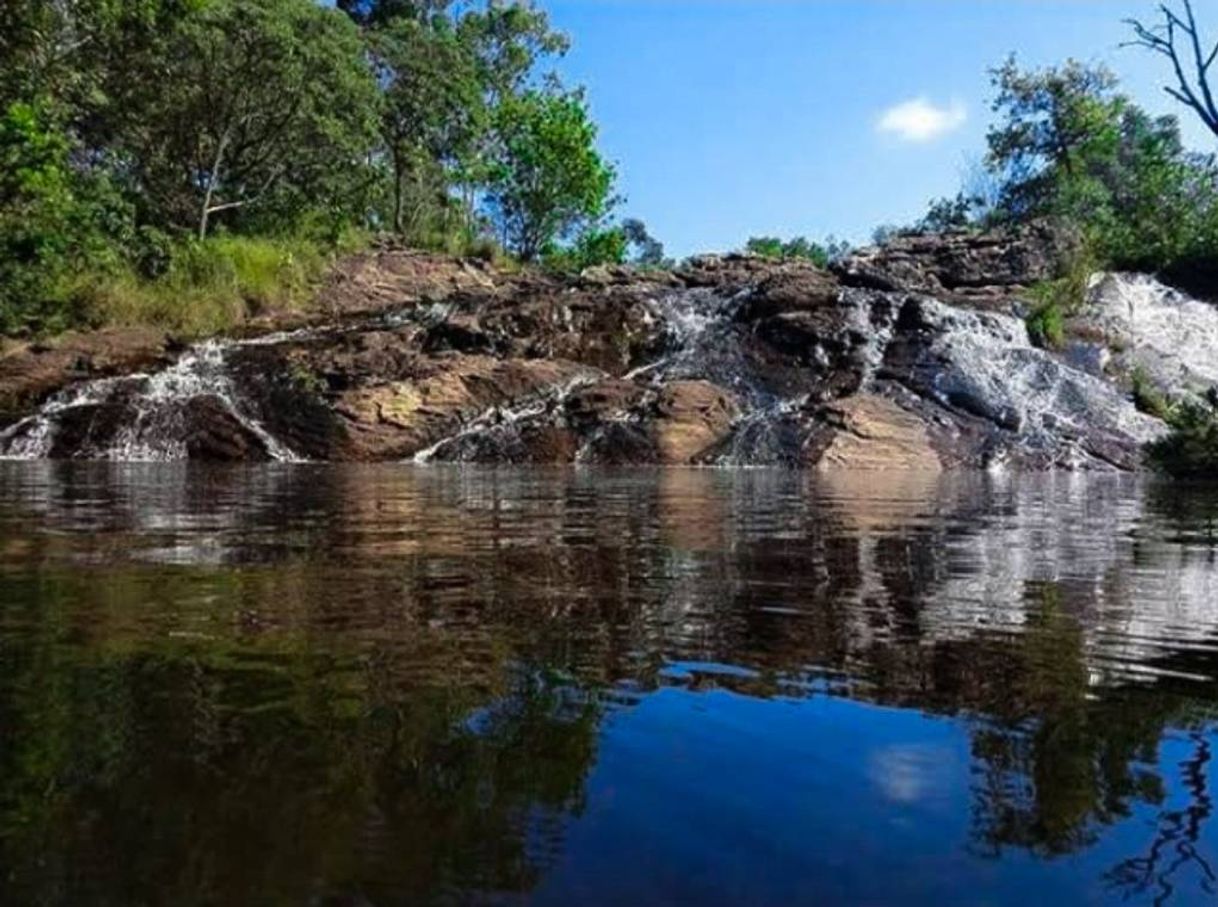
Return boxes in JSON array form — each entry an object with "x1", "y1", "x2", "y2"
[{"x1": 1074, "y1": 271, "x2": 1218, "y2": 396}]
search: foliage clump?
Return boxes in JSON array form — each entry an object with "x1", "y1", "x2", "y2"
[
  {"x1": 1129, "y1": 367, "x2": 1171, "y2": 420},
  {"x1": 0, "y1": 0, "x2": 635, "y2": 337},
  {"x1": 742, "y1": 235, "x2": 849, "y2": 267},
  {"x1": 905, "y1": 52, "x2": 1218, "y2": 280},
  {"x1": 1023, "y1": 250, "x2": 1096, "y2": 350},
  {"x1": 1148, "y1": 390, "x2": 1218, "y2": 477}
]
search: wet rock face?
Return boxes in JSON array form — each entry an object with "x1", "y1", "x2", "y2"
[
  {"x1": 1072, "y1": 272, "x2": 1218, "y2": 399},
  {"x1": 0, "y1": 231, "x2": 1182, "y2": 470},
  {"x1": 0, "y1": 329, "x2": 171, "y2": 430},
  {"x1": 878, "y1": 296, "x2": 1165, "y2": 469},
  {"x1": 810, "y1": 395, "x2": 940, "y2": 472}
]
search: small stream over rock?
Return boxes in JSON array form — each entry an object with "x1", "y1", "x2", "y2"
[
  {"x1": 0, "y1": 331, "x2": 316, "y2": 461},
  {"x1": 0, "y1": 231, "x2": 1200, "y2": 470}
]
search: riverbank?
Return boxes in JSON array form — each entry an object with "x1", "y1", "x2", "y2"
[{"x1": 2, "y1": 226, "x2": 1214, "y2": 470}]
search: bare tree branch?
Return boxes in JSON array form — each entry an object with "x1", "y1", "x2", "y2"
[{"x1": 1127, "y1": 0, "x2": 1218, "y2": 139}]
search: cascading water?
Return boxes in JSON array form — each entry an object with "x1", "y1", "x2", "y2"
[
  {"x1": 627, "y1": 288, "x2": 759, "y2": 393},
  {"x1": 0, "y1": 336, "x2": 301, "y2": 462},
  {"x1": 628, "y1": 288, "x2": 816, "y2": 465},
  {"x1": 413, "y1": 371, "x2": 601, "y2": 463}
]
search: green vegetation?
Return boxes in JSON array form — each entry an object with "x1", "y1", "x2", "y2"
[
  {"x1": 1024, "y1": 300, "x2": 1067, "y2": 350},
  {"x1": 897, "y1": 1, "x2": 1218, "y2": 288},
  {"x1": 539, "y1": 217, "x2": 671, "y2": 274},
  {"x1": 742, "y1": 235, "x2": 849, "y2": 266},
  {"x1": 1148, "y1": 390, "x2": 1218, "y2": 476},
  {"x1": 486, "y1": 89, "x2": 617, "y2": 262},
  {"x1": 71, "y1": 234, "x2": 351, "y2": 336},
  {"x1": 1130, "y1": 366, "x2": 1171, "y2": 420},
  {"x1": 1023, "y1": 250, "x2": 1097, "y2": 349},
  {"x1": 905, "y1": 53, "x2": 1218, "y2": 284},
  {"x1": 0, "y1": 0, "x2": 632, "y2": 338}
]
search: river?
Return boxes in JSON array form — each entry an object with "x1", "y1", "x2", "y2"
[{"x1": 1, "y1": 462, "x2": 1215, "y2": 905}]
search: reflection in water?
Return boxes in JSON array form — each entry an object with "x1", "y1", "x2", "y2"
[{"x1": 0, "y1": 463, "x2": 1216, "y2": 904}]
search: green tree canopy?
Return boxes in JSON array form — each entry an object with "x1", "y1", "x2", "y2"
[
  {"x1": 125, "y1": 0, "x2": 381, "y2": 238},
  {"x1": 983, "y1": 57, "x2": 1218, "y2": 269},
  {"x1": 372, "y1": 17, "x2": 485, "y2": 235},
  {"x1": 485, "y1": 89, "x2": 617, "y2": 260}
]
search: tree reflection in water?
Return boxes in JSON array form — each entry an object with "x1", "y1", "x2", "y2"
[
  {"x1": 0, "y1": 463, "x2": 1215, "y2": 904},
  {"x1": 1106, "y1": 732, "x2": 1215, "y2": 905}
]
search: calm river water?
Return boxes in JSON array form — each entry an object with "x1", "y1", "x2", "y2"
[{"x1": 1, "y1": 462, "x2": 1216, "y2": 905}]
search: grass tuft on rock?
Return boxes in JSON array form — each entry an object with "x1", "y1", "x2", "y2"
[{"x1": 1024, "y1": 248, "x2": 1096, "y2": 350}]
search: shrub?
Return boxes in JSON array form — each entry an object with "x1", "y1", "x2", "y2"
[
  {"x1": 1130, "y1": 366, "x2": 1171, "y2": 419},
  {"x1": 1147, "y1": 389, "x2": 1218, "y2": 477},
  {"x1": 1026, "y1": 301, "x2": 1066, "y2": 349},
  {"x1": 542, "y1": 226, "x2": 626, "y2": 274},
  {"x1": 1024, "y1": 245, "x2": 1097, "y2": 349},
  {"x1": 743, "y1": 235, "x2": 833, "y2": 266}
]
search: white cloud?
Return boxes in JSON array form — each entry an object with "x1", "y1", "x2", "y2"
[{"x1": 877, "y1": 97, "x2": 967, "y2": 143}]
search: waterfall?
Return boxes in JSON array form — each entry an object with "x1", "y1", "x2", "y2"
[
  {"x1": 0, "y1": 269, "x2": 1186, "y2": 468},
  {"x1": 0, "y1": 336, "x2": 301, "y2": 462}
]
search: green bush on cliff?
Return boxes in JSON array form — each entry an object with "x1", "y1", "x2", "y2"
[
  {"x1": 1025, "y1": 301, "x2": 1066, "y2": 350},
  {"x1": 1023, "y1": 248, "x2": 1096, "y2": 350},
  {"x1": 1148, "y1": 390, "x2": 1218, "y2": 477},
  {"x1": 66, "y1": 234, "x2": 345, "y2": 337},
  {"x1": 1130, "y1": 367, "x2": 1171, "y2": 420}
]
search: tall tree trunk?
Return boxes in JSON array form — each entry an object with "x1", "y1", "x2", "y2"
[
  {"x1": 392, "y1": 149, "x2": 405, "y2": 235},
  {"x1": 199, "y1": 129, "x2": 231, "y2": 240}
]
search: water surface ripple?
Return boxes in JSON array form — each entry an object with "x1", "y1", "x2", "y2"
[{"x1": 1, "y1": 463, "x2": 1216, "y2": 905}]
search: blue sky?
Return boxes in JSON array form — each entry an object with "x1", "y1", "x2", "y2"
[{"x1": 541, "y1": 0, "x2": 1217, "y2": 257}]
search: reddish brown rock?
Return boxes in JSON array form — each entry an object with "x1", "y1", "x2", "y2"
[
  {"x1": 652, "y1": 381, "x2": 740, "y2": 464},
  {"x1": 0, "y1": 329, "x2": 170, "y2": 428},
  {"x1": 332, "y1": 356, "x2": 599, "y2": 460},
  {"x1": 809, "y1": 394, "x2": 941, "y2": 471}
]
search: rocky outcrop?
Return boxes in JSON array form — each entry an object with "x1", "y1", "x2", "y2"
[
  {"x1": 833, "y1": 222, "x2": 1069, "y2": 308},
  {"x1": 0, "y1": 230, "x2": 1187, "y2": 470},
  {"x1": 1069, "y1": 272, "x2": 1218, "y2": 398},
  {"x1": 652, "y1": 381, "x2": 740, "y2": 463}
]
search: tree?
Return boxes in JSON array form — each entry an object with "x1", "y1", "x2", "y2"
[
  {"x1": 0, "y1": 102, "x2": 128, "y2": 333},
  {"x1": 338, "y1": 0, "x2": 452, "y2": 27},
  {"x1": 982, "y1": 57, "x2": 1218, "y2": 269},
  {"x1": 919, "y1": 194, "x2": 983, "y2": 232},
  {"x1": 125, "y1": 0, "x2": 380, "y2": 238},
  {"x1": 621, "y1": 218, "x2": 666, "y2": 266},
  {"x1": 1127, "y1": 1, "x2": 1218, "y2": 141},
  {"x1": 484, "y1": 89, "x2": 616, "y2": 260},
  {"x1": 457, "y1": 2, "x2": 570, "y2": 103},
  {"x1": 372, "y1": 18, "x2": 485, "y2": 235},
  {"x1": 985, "y1": 57, "x2": 1126, "y2": 219}
]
